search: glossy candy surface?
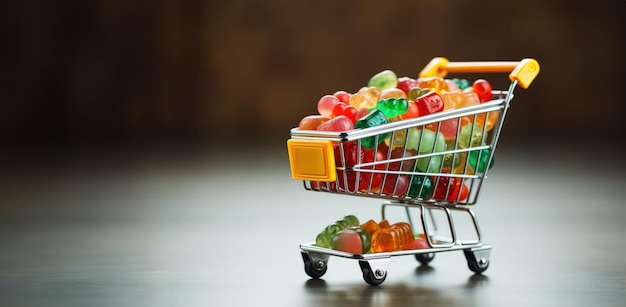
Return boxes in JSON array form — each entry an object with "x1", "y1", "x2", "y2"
[
  {"x1": 317, "y1": 95, "x2": 340, "y2": 118},
  {"x1": 453, "y1": 78, "x2": 471, "y2": 90},
  {"x1": 473, "y1": 111, "x2": 500, "y2": 132},
  {"x1": 416, "y1": 155, "x2": 443, "y2": 173},
  {"x1": 445, "y1": 79, "x2": 460, "y2": 92},
  {"x1": 370, "y1": 221, "x2": 414, "y2": 252},
  {"x1": 407, "y1": 175, "x2": 432, "y2": 199},
  {"x1": 442, "y1": 152, "x2": 465, "y2": 171},
  {"x1": 343, "y1": 214, "x2": 360, "y2": 227},
  {"x1": 432, "y1": 177, "x2": 456, "y2": 201},
  {"x1": 315, "y1": 223, "x2": 341, "y2": 248},
  {"x1": 379, "y1": 88, "x2": 407, "y2": 100},
  {"x1": 354, "y1": 110, "x2": 390, "y2": 148},
  {"x1": 396, "y1": 77, "x2": 417, "y2": 95},
  {"x1": 432, "y1": 177, "x2": 468, "y2": 202},
  {"x1": 360, "y1": 219, "x2": 381, "y2": 237},
  {"x1": 334, "y1": 142, "x2": 386, "y2": 192},
  {"x1": 349, "y1": 86, "x2": 380, "y2": 109},
  {"x1": 442, "y1": 91, "x2": 480, "y2": 110},
  {"x1": 379, "y1": 220, "x2": 391, "y2": 229},
  {"x1": 380, "y1": 174, "x2": 410, "y2": 197},
  {"x1": 401, "y1": 101, "x2": 420, "y2": 119},
  {"x1": 388, "y1": 148, "x2": 417, "y2": 171},
  {"x1": 403, "y1": 237, "x2": 430, "y2": 250},
  {"x1": 385, "y1": 121, "x2": 408, "y2": 148},
  {"x1": 333, "y1": 90, "x2": 351, "y2": 104},
  {"x1": 355, "y1": 107, "x2": 370, "y2": 121},
  {"x1": 298, "y1": 115, "x2": 328, "y2": 130},
  {"x1": 376, "y1": 98, "x2": 409, "y2": 118},
  {"x1": 436, "y1": 118, "x2": 461, "y2": 140},
  {"x1": 417, "y1": 77, "x2": 448, "y2": 93},
  {"x1": 408, "y1": 88, "x2": 431, "y2": 101},
  {"x1": 415, "y1": 91, "x2": 444, "y2": 116},
  {"x1": 331, "y1": 229, "x2": 362, "y2": 254},
  {"x1": 331, "y1": 103, "x2": 358, "y2": 123},
  {"x1": 349, "y1": 226, "x2": 372, "y2": 254},
  {"x1": 316, "y1": 215, "x2": 362, "y2": 250},
  {"x1": 368, "y1": 70, "x2": 398, "y2": 91},
  {"x1": 472, "y1": 79, "x2": 493, "y2": 102},
  {"x1": 315, "y1": 232, "x2": 332, "y2": 248},
  {"x1": 468, "y1": 148, "x2": 494, "y2": 172},
  {"x1": 406, "y1": 128, "x2": 446, "y2": 153},
  {"x1": 458, "y1": 124, "x2": 486, "y2": 148},
  {"x1": 317, "y1": 115, "x2": 353, "y2": 132},
  {"x1": 334, "y1": 141, "x2": 364, "y2": 167}
]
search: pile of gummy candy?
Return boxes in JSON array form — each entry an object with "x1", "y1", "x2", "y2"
[
  {"x1": 314, "y1": 214, "x2": 429, "y2": 254},
  {"x1": 299, "y1": 70, "x2": 499, "y2": 202},
  {"x1": 298, "y1": 69, "x2": 497, "y2": 133}
]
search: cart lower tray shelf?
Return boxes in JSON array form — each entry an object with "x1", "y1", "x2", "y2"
[{"x1": 300, "y1": 241, "x2": 492, "y2": 286}]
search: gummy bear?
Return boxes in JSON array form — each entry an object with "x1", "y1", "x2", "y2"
[
  {"x1": 376, "y1": 98, "x2": 409, "y2": 118},
  {"x1": 349, "y1": 86, "x2": 380, "y2": 110}
]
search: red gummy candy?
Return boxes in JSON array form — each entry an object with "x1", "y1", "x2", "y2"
[
  {"x1": 415, "y1": 92, "x2": 444, "y2": 116},
  {"x1": 317, "y1": 115, "x2": 354, "y2": 132}
]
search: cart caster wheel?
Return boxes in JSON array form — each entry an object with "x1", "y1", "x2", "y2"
[
  {"x1": 415, "y1": 252, "x2": 435, "y2": 265},
  {"x1": 359, "y1": 260, "x2": 388, "y2": 286},
  {"x1": 464, "y1": 248, "x2": 490, "y2": 274},
  {"x1": 302, "y1": 252, "x2": 328, "y2": 279}
]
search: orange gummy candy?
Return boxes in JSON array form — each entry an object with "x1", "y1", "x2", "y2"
[
  {"x1": 370, "y1": 221, "x2": 414, "y2": 252},
  {"x1": 378, "y1": 219, "x2": 391, "y2": 229},
  {"x1": 360, "y1": 219, "x2": 381, "y2": 237}
]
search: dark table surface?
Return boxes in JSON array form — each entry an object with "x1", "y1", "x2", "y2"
[{"x1": 1, "y1": 144, "x2": 625, "y2": 307}]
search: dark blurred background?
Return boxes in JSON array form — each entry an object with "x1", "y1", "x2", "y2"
[{"x1": 1, "y1": 0, "x2": 624, "y2": 152}]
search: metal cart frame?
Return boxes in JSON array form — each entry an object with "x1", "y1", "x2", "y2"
[{"x1": 288, "y1": 57, "x2": 540, "y2": 285}]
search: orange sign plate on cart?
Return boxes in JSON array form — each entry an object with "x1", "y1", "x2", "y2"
[{"x1": 287, "y1": 139, "x2": 336, "y2": 182}]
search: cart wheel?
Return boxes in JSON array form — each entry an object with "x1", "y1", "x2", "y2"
[
  {"x1": 302, "y1": 252, "x2": 327, "y2": 279},
  {"x1": 463, "y1": 249, "x2": 490, "y2": 274},
  {"x1": 415, "y1": 252, "x2": 435, "y2": 265},
  {"x1": 359, "y1": 260, "x2": 387, "y2": 286}
]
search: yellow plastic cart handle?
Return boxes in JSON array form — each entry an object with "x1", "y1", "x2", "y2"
[{"x1": 419, "y1": 57, "x2": 540, "y2": 89}]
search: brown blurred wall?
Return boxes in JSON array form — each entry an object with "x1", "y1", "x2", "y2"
[{"x1": 2, "y1": 0, "x2": 624, "y2": 150}]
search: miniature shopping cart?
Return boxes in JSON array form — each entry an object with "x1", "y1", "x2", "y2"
[{"x1": 287, "y1": 57, "x2": 540, "y2": 285}]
